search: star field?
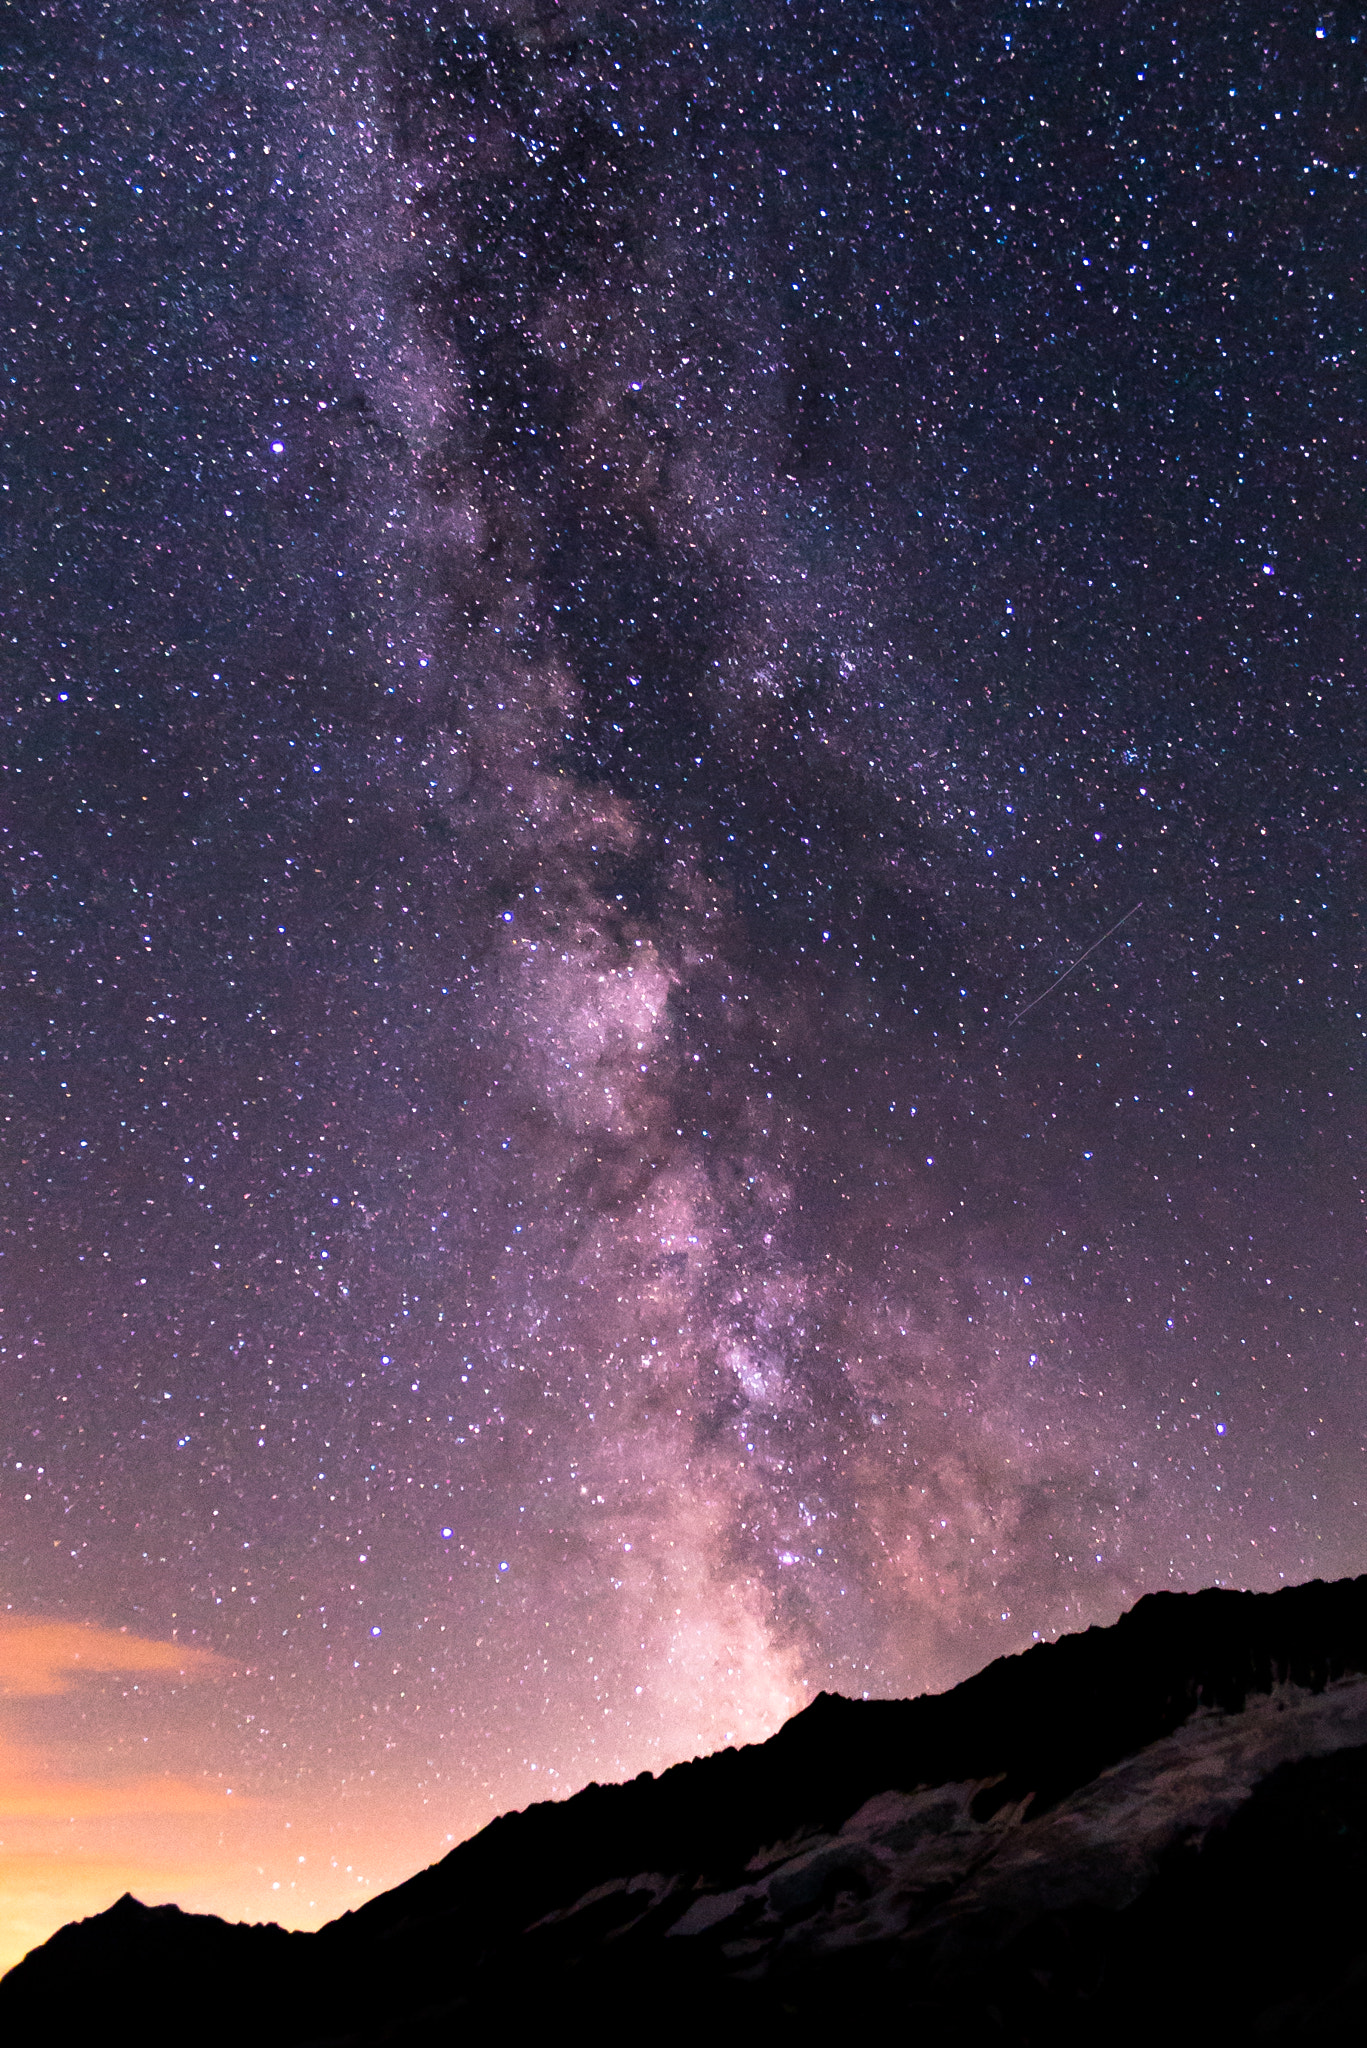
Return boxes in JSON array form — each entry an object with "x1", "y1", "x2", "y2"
[{"x1": 0, "y1": 0, "x2": 1363, "y2": 1954}]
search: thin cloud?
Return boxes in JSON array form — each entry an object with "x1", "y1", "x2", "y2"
[
  {"x1": 0, "y1": 1733, "x2": 232, "y2": 1819},
  {"x1": 0, "y1": 1616, "x2": 226, "y2": 1699}
]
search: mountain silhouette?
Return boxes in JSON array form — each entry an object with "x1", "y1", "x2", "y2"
[{"x1": 7, "y1": 1574, "x2": 1367, "y2": 2043}]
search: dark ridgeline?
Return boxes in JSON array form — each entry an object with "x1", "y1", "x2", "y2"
[{"x1": 7, "y1": 1575, "x2": 1367, "y2": 2044}]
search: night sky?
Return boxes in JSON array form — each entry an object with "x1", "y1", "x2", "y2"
[{"x1": 2, "y1": 0, "x2": 1364, "y2": 1962}]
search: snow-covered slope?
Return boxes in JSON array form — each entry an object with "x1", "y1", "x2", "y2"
[{"x1": 560, "y1": 1673, "x2": 1367, "y2": 1975}]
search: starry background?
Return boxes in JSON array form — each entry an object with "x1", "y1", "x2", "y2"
[{"x1": 1, "y1": 0, "x2": 1364, "y2": 1958}]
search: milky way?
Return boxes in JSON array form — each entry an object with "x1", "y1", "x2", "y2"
[{"x1": 2, "y1": 0, "x2": 1363, "y2": 1949}]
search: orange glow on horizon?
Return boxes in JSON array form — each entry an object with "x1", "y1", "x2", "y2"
[{"x1": 0, "y1": 1611, "x2": 492, "y2": 1979}]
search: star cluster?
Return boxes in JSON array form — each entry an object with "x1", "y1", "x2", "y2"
[{"x1": 1, "y1": 0, "x2": 1363, "y2": 1950}]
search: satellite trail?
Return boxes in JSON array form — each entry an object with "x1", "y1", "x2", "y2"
[{"x1": 1011, "y1": 902, "x2": 1146, "y2": 1027}]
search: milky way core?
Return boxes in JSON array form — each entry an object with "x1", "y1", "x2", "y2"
[{"x1": 2, "y1": 0, "x2": 1363, "y2": 1962}]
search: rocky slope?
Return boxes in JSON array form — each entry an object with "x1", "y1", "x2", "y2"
[{"x1": 7, "y1": 1575, "x2": 1367, "y2": 2043}]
